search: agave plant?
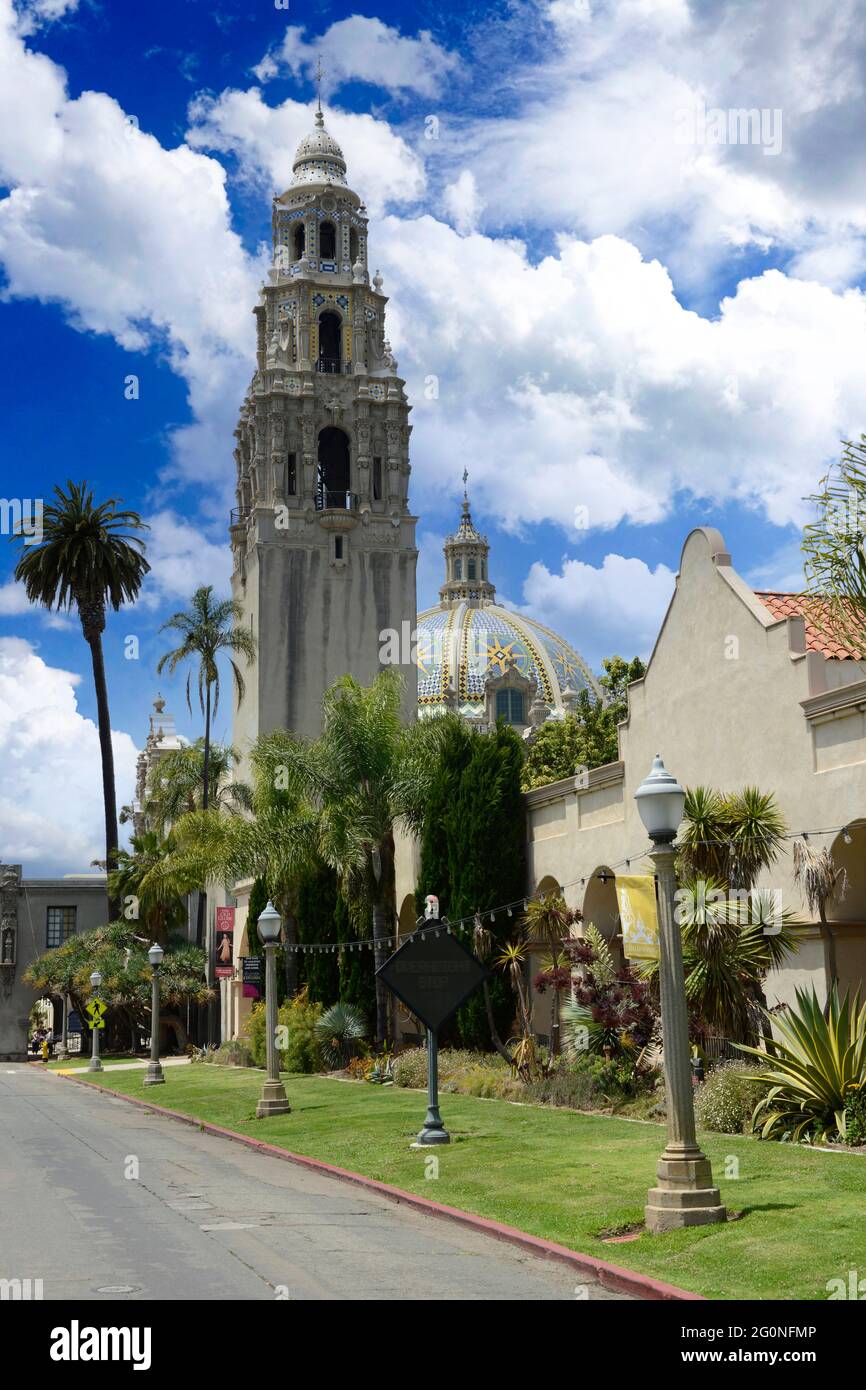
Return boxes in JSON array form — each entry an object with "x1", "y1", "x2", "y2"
[
  {"x1": 315, "y1": 1002, "x2": 367, "y2": 1070},
  {"x1": 738, "y1": 985, "x2": 866, "y2": 1143}
]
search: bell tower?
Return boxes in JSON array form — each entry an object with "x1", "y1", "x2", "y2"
[{"x1": 230, "y1": 101, "x2": 418, "y2": 751}]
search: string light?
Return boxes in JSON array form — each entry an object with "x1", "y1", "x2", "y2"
[{"x1": 272, "y1": 822, "x2": 856, "y2": 952}]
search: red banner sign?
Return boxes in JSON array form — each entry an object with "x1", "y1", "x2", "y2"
[{"x1": 215, "y1": 906, "x2": 235, "y2": 978}]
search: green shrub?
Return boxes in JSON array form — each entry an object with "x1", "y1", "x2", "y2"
[
  {"x1": 244, "y1": 1000, "x2": 267, "y2": 1068},
  {"x1": 695, "y1": 1061, "x2": 767, "y2": 1134},
  {"x1": 441, "y1": 1064, "x2": 524, "y2": 1101},
  {"x1": 844, "y1": 1082, "x2": 866, "y2": 1145},
  {"x1": 524, "y1": 1057, "x2": 658, "y2": 1111},
  {"x1": 393, "y1": 1046, "x2": 505, "y2": 1089},
  {"x1": 244, "y1": 990, "x2": 324, "y2": 1073},
  {"x1": 212, "y1": 1040, "x2": 254, "y2": 1068},
  {"x1": 278, "y1": 989, "x2": 324, "y2": 1073}
]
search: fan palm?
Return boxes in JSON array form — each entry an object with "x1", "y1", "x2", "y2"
[
  {"x1": 640, "y1": 876, "x2": 805, "y2": 1041},
  {"x1": 11, "y1": 481, "x2": 149, "y2": 888},
  {"x1": 107, "y1": 831, "x2": 199, "y2": 943},
  {"x1": 157, "y1": 587, "x2": 256, "y2": 948},
  {"x1": 523, "y1": 891, "x2": 575, "y2": 1053}
]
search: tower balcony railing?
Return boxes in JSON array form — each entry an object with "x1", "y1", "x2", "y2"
[
  {"x1": 315, "y1": 356, "x2": 349, "y2": 375},
  {"x1": 229, "y1": 507, "x2": 249, "y2": 528},
  {"x1": 315, "y1": 488, "x2": 357, "y2": 512}
]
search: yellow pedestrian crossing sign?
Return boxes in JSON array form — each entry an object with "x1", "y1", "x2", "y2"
[{"x1": 86, "y1": 999, "x2": 106, "y2": 1030}]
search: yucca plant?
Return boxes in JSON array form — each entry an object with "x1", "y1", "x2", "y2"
[
  {"x1": 315, "y1": 1002, "x2": 367, "y2": 1070},
  {"x1": 738, "y1": 985, "x2": 866, "y2": 1143}
]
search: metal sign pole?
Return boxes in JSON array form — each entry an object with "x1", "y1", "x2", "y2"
[{"x1": 416, "y1": 1027, "x2": 450, "y2": 1146}]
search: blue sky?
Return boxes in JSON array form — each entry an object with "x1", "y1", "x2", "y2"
[{"x1": 2, "y1": 0, "x2": 866, "y2": 872}]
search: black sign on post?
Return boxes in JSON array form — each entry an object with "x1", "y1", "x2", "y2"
[{"x1": 377, "y1": 918, "x2": 488, "y2": 1146}]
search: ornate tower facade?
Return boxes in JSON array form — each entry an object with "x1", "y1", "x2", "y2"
[{"x1": 231, "y1": 107, "x2": 417, "y2": 751}]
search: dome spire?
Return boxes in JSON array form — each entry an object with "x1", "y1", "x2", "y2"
[{"x1": 439, "y1": 477, "x2": 495, "y2": 608}]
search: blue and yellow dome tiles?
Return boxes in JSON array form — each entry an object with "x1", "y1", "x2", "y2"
[{"x1": 416, "y1": 493, "x2": 601, "y2": 721}]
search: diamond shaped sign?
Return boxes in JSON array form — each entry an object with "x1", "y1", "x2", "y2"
[{"x1": 376, "y1": 924, "x2": 489, "y2": 1034}]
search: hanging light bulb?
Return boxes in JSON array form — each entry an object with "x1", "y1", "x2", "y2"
[{"x1": 843, "y1": 826, "x2": 852, "y2": 845}]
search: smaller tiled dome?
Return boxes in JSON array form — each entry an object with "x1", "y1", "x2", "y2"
[
  {"x1": 417, "y1": 486, "x2": 602, "y2": 727},
  {"x1": 291, "y1": 110, "x2": 348, "y2": 187}
]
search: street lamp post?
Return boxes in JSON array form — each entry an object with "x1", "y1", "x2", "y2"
[
  {"x1": 88, "y1": 970, "x2": 103, "y2": 1073},
  {"x1": 255, "y1": 902, "x2": 291, "y2": 1118},
  {"x1": 635, "y1": 755, "x2": 727, "y2": 1233},
  {"x1": 143, "y1": 943, "x2": 165, "y2": 1086}
]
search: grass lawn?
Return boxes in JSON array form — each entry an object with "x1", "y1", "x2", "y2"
[{"x1": 69, "y1": 1064, "x2": 865, "y2": 1300}]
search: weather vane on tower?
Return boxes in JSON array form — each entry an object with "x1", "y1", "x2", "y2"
[{"x1": 316, "y1": 55, "x2": 324, "y2": 114}]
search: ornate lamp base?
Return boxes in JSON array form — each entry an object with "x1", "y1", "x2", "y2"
[
  {"x1": 256, "y1": 1080, "x2": 291, "y2": 1118},
  {"x1": 143, "y1": 1062, "x2": 165, "y2": 1086},
  {"x1": 645, "y1": 1146, "x2": 727, "y2": 1232}
]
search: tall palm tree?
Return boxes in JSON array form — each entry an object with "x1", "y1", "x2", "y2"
[
  {"x1": 792, "y1": 839, "x2": 848, "y2": 1006},
  {"x1": 156, "y1": 587, "x2": 256, "y2": 948},
  {"x1": 107, "y1": 830, "x2": 197, "y2": 943},
  {"x1": 523, "y1": 890, "x2": 575, "y2": 1054},
  {"x1": 11, "y1": 481, "x2": 149, "y2": 890}
]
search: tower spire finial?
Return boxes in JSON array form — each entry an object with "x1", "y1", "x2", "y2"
[{"x1": 316, "y1": 55, "x2": 324, "y2": 118}]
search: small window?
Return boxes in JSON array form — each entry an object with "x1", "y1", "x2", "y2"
[
  {"x1": 319, "y1": 221, "x2": 337, "y2": 260},
  {"x1": 334, "y1": 536, "x2": 344, "y2": 561},
  {"x1": 373, "y1": 456, "x2": 382, "y2": 501},
  {"x1": 287, "y1": 452, "x2": 297, "y2": 496},
  {"x1": 496, "y1": 689, "x2": 525, "y2": 725},
  {"x1": 46, "y1": 906, "x2": 76, "y2": 949},
  {"x1": 349, "y1": 227, "x2": 359, "y2": 264},
  {"x1": 468, "y1": 559, "x2": 477, "y2": 581},
  {"x1": 454, "y1": 559, "x2": 462, "y2": 580},
  {"x1": 293, "y1": 223, "x2": 305, "y2": 260}
]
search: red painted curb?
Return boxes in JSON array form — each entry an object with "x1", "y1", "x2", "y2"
[{"x1": 59, "y1": 1071, "x2": 702, "y2": 1302}]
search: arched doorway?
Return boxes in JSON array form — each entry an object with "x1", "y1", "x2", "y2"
[
  {"x1": 317, "y1": 311, "x2": 342, "y2": 373},
  {"x1": 582, "y1": 866, "x2": 623, "y2": 968},
  {"x1": 317, "y1": 427, "x2": 350, "y2": 509},
  {"x1": 825, "y1": 821, "x2": 866, "y2": 998}
]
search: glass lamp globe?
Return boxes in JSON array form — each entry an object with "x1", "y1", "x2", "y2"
[
  {"x1": 634, "y1": 754, "x2": 686, "y2": 843},
  {"x1": 89, "y1": 970, "x2": 102, "y2": 989},
  {"x1": 257, "y1": 900, "x2": 282, "y2": 943},
  {"x1": 148, "y1": 942, "x2": 164, "y2": 968}
]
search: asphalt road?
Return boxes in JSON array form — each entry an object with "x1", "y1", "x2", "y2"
[{"x1": 0, "y1": 1064, "x2": 632, "y2": 1302}]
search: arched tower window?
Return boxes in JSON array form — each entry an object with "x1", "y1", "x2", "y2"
[
  {"x1": 319, "y1": 221, "x2": 337, "y2": 260},
  {"x1": 318, "y1": 311, "x2": 341, "y2": 373},
  {"x1": 349, "y1": 227, "x2": 359, "y2": 265},
  {"x1": 293, "y1": 223, "x2": 305, "y2": 261},
  {"x1": 317, "y1": 427, "x2": 351, "y2": 508}
]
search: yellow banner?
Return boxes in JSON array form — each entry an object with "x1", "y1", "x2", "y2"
[{"x1": 616, "y1": 875, "x2": 659, "y2": 960}]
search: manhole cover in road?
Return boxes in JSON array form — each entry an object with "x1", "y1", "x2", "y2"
[{"x1": 95, "y1": 1285, "x2": 140, "y2": 1295}]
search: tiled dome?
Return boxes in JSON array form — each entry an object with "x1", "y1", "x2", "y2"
[
  {"x1": 416, "y1": 488, "x2": 601, "y2": 723},
  {"x1": 291, "y1": 110, "x2": 348, "y2": 187}
]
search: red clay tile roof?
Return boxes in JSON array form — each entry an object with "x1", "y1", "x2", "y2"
[{"x1": 755, "y1": 592, "x2": 863, "y2": 660}]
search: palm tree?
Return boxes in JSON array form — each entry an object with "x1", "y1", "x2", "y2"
[
  {"x1": 678, "y1": 786, "x2": 786, "y2": 889},
  {"x1": 145, "y1": 741, "x2": 253, "y2": 833},
  {"x1": 156, "y1": 587, "x2": 256, "y2": 948},
  {"x1": 792, "y1": 840, "x2": 848, "y2": 1006},
  {"x1": 11, "y1": 481, "x2": 149, "y2": 893},
  {"x1": 180, "y1": 671, "x2": 452, "y2": 1043},
  {"x1": 640, "y1": 876, "x2": 804, "y2": 1041},
  {"x1": 254, "y1": 672, "x2": 451, "y2": 1043},
  {"x1": 107, "y1": 831, "x2": 198, "y2": 943},
  {"x1": 523, "y1": 890, "x2": 575, "y2": 1054}
]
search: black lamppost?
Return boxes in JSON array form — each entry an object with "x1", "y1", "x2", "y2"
[
  {"x1": 88, "y1": 970, "x2": 103, "y2": 1073},
  {"x1": 143, "y1": 942, "x2": 165, "y2": 1086},
  {"x1": 634, "y1": 754, "x2": 726, "y2": 1232},
  {"x1": 255, "y1": 902, "x2": 291, "y2": 1118}
]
